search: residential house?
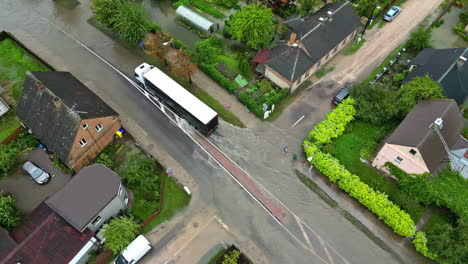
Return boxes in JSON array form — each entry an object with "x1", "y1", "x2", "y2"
[
  {"x1": 16, "y1": 71, "x2": 120, "y2": 171},
  {"x1": 0, "y1": 164, "x2": 128, "y2": 264},
  {"x1": 372, "y1": 99, "x2": 468, "y2": 175},
  {"x1": 254, "y1": 1, "x2": 361, "y2": 92},
  {"x1": 403, "y1": 48, "x2": 468, "y2": 105}
]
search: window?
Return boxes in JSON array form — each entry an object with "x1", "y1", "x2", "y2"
[
  {"x1": 118, "y1": 184, "x2": 123, "y2": 196},
  {"x1": 79, "y1": 138, "x2": 87, "y2": 147},
  {"x1": 82, "y1": 123, "x2": 88, "y2": 129},
  {"x1": 96, "y1": 123, "x2": 103, "y2": 133},
  {"x1": 395, "y1": 156, "x2": 403, "y2": 164},
  {"x1": 409, "y1": 149, "x2": 417, "y2": 155},
  {"x1": 91, "y1": 216, "x2": 102, "y2": 226}
]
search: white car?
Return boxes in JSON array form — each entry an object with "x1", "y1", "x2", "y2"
[
  {"x1": 115, "y1": 235, "x2": 152, "y2": 264},
  {"x1": 384, "y1": 6, "x2": 401, "y2": 22},
  {"x1": 22, "y1": 161, "x2": 50, "y2": 184}
]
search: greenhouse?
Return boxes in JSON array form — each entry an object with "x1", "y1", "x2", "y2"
[{"x1": 176, "y1": 5, "x2": 219, "y2": 33}]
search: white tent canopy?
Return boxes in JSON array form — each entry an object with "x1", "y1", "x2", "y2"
[{"x1": 176, "y1": 5, "x2": 216, "y2": 32}]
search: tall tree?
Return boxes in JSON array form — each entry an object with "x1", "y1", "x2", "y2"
[
  {"x1": 350, "y1": 82, "x2": 399, "y2": 124},
  {"x1": 397, "y1": 76, "x2": 445, "y2": 117},
  {"x1": 298, "y1": 0, "x2": 322, "y2": 16},
  {"x1": 195, "y1": 37, "x2": 223, "y2": 65},
  {"x1": 171, "y1": 49, "x2": 196, "y2": 83},
  {"x1": 226, "y1": 4, "x2": 275, "y2": 49},
  {"x1": 102, "y1": 216, "x2": 141, "y2": 254},
  {"x1": 406, "y1": 27, "x2": 432, "y2": 52},
  {"x1": 90, "y1": 0, "x2": 123, "y2": 28},
  {"x1": 0, "y1": 194, "x2": 20, "y2": 230},
  {"x1": 110, "y1": 1, "x2": 153, "y2": 43}
]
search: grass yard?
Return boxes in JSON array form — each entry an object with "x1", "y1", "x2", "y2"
[
  {"x1": 0, "y1": 111, "x2": 21, "y2": 142},
  {"x1": 142, "y1": 175, "x2": 191, "y2": 233},
  {"x1": 0, "y1": 38, "x2": 49, "y2": 101},
  {"x1": 344, "y1": 39, "x2": 366, "y2": 56},
  {"x1": 325, "y1": 120, "x2": 427, "y2": 222}
]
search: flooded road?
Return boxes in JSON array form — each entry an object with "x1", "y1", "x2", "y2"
[{"x1": 431, "y1": 6, "x2": 468, "y2": 49}]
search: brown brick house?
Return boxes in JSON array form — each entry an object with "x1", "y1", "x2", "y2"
[
  {"x1": 254, "y1": 1, "x2": 361, "y2": 92},
  {"x1": 16, "y1": 71, "x2": 120, "y2": 171}
]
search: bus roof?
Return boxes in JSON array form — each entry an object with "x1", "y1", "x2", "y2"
[{"x1": 144, "y1": 67, "x2": 217, "y2": 125}]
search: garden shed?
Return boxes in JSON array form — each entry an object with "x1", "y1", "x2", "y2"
[{"x1": 176, "y1": 5, "x2": 218, "y2": 33}]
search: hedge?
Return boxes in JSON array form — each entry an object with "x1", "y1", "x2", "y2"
[
  {"x1": 198, "y1": 63, "x2": 238, "y2": 92},
  {"x1": 307, "y1": 98, "x2": 356, "y2": 145},
  {"x1": 412, "y1": 232, "x2": 437, "y2": 260},
  {"x1": 303, "y1": 142, "x2": 416, "y2": 237}
]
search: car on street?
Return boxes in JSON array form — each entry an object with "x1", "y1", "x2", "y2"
[
  {"x1": 115, "y1": 235, "x2": 152, "y2": 264},
  {"x1": 384, "y1": 6, "x2": 401, "y2": 22},
  {"x1": 333, "y1": 87, "x2": 350, "y2": 105},
  {"x1": 22, "y1": 161, "x2": 50, "y2": 184}
]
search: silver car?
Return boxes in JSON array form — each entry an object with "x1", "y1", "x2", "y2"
[
  {"x1": 384, "y1": 6, "x2": 401, "y2": 22},
  {"x1": 22, "y1": 161, "x2": 50, "y2": 184}
]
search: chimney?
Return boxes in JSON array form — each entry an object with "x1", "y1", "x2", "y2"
[
  {"x1": 434, "y1": 117, "x2": 443, "y2": 129},
  {"x1": 457, "y1": 56, "x2": 466, "y2": 69},
  {"x1": 288, "y1": 33, "x2": 297, "y2": 45}
]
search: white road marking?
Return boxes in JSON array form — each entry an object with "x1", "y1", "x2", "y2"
[
  {"x1": 295, "y1": 215, "x2": 315, "y2": 253},
  {"x1": 317, "y1": 235, "x2": 336, "y2": 264},
  {"x1": 291, "y1": 115, "x2": 305, "y2": 128}
]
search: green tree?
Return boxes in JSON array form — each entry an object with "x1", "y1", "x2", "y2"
[
  {"x1": 406, "y1": 27, "x2": 432, "y2": 52},
  {"x1": 118, "y1": 153, "x2": 158, "y2": 188},
  {"x1": 222, "y1": 250, "x2": 241, "y2": 264},
  {"x1": 0, "y1": 194, "x2": 20, "y2": 230},
  {"x1": 195, "y1": 37, "x2": 223, "y2": 65},
  {"x1": 355, "y1": 0, "x2": 378, "y2": 17},
  {"x1": 426, "y1": 220, "x2": 468, "y2": 264},
  {"x1": 0, "y1": 144, "x2": 19, "y2": 176},
  {"x1": 94, "y1": 153, "x2": 115, "y2": 169},
  {"x1": 350, "y1": 82, "x2": 399, "y2": 124},
  {"x1": 412, "y1": 232, "x2": 437, "y2": 260},
  {"x1": 90, "y1": 0, "x2": 123, "y2": 28},
  {"x1": 102, "y1": 216, "x2": 140, "y2": 254},
  {"x1": 226, "y1": 4, "x2": 275, "y2": 49},
  {"x1": 110, "y1": 1, "x2": 153, "y2": 43},
  {"x1": 298, "y1": 0, "x2": 322, "y2": 16},
  {"x1": 397, "y1": 76, "x2": 445, "y2": 117}
]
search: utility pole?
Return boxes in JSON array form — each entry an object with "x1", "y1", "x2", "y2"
[{"x1": 361, "y1": 2, "x2": 378, "y2": 38}]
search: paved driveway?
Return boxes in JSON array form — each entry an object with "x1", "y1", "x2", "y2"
[{"x1": 0, "y1": 148, "x2": 71, "y2": 213}]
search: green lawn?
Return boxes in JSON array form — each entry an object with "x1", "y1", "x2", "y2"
[
  {"x1": 0, "y1": 111, "x2": 21, "y2": 142},
  {"x1": 142, "y1": 175, "x2": 191, "y2": 233},
  {"x1": 325, "y1": 120, "x2": 427, "y2": 222},
  {"x1": 0, "y1": 38, "x2": 49, "y2": 101}
]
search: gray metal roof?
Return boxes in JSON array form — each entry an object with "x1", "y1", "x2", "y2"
[
  {"x1": 46, "y1": 164, "x2": 121, "y2": 231},
  {"x1": 176, "y1": 5, "x2": 214, "y2": 32},
  {"x1": 386, "y1": 100, "x2": 464, "y2": 172}
]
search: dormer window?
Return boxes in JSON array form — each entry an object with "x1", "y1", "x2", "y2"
[
  {"x1": 395, "y1": 156, "x2": 403, "y2": 164},
  {"x1": 96, "y1": 123, "x2": 103, "y2": 133},
  {"x1": 91, "y1": 216, "x2": 102, "y2": 226},
  {"x1": 409, "y1": 149, "x2": 417, "y2": 155},
  {"x1": 82, "y1": 123, "x2": 88, "y2": 129},
  {"x1": 79, "y1": 138, "x2": 87, "y2": 147}
]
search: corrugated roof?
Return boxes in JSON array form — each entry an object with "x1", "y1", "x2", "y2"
[
  {"x1": 265, "y1": 1, "x2": 360, "y2": 82},
  {"x1": 46, "y1": 164, "x2": 121, "y2": 232},
  {"x1": 386, "y1": 100, "x2": 464, "y2": 172}
]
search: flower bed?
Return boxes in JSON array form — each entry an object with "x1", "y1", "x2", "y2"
[{"x1": 238, "y1": 81, "x2": 288, "y2": 118}]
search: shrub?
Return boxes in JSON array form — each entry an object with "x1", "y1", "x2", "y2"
[
  {"x1": 412, "y1": 232, "x2": 438, "y2": 260},
  {"x1": 102, "y1": 216, "x2": 140, "y2": 253},
  {"x1": 94, "y1": 153, "x2": 115, "y2": 169},
  {"x1": 215, "y1": 0, "x2": 238, "y2": 9},
  {"x1": 238, "y1": 58, "x2": 251, "y2": 79},
  {"x1": 392, "y1": 73, "x2": 405, "y2": 87},
  {"x1": 453, "y1": 23, "x2": 468, "y2": 42},
  {"x1": 0, "y1": 194, "x2": 20, "y2": 230},
  {"x1": 90, "y1": 0, "x2": 122, "y2": 28},
  {"x1": 303, "y1": 145, "x2": 416, "y2": 237},
  {"x1": 199, "y1": 63, "x2": 238, "y2": 92},
  {"x1": 0, "y1": 132, "x2": 38, "y2": 176},
  {"x1": 307, "y1": 98, "x2": 356, "y2": 145},
  {"x1": 405, "y1": 27, "x2": 432, "y2": 53},
  {"x1": 173, "y1": 0, "x2": 190, "y2": 9},
  {"x1": 192, "y1": 0, "x2": 225, "y2": 19},
  {"x1": 110, "y1": 1, "x2": 154, "y2": 43}
]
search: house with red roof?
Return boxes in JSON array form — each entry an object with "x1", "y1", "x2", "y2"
[{"x1": 0, "y1": 164, "x2": 128, "y2": 264}]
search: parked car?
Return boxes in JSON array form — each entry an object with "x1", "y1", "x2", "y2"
[
  {"x1": 22, "y1": 161, "x2": 50, "y2": 184},
  {"x1": 333, "y1": 87, "x2": 350, "y2": 105},
  {"x1": 115, "y1": 235, "x2": 152, "y2": 264},
  {"x1": 384, "y1": 6, "x2": 401, "y2": 22}
]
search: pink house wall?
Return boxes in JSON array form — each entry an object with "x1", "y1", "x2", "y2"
[{"x1": 372, "y1": 143, "x2": 429, "y2": 174}]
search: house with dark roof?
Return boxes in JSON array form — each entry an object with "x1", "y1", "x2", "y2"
[
  {"x1": 404, "y1": 48, "x2": 468, "y2": 105},
  {"x1": 254, "y1": 1, "x2": 361, "y2": 92},
  {"x1": 372, "y1": 99, "x2": 468, "y2": 175},
  {"x1": 16, "y1": 71, "x2": 121, "y2": 171},
  {"x1": 0, "y1": 164, "x2": 128, "y2": 264}
]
